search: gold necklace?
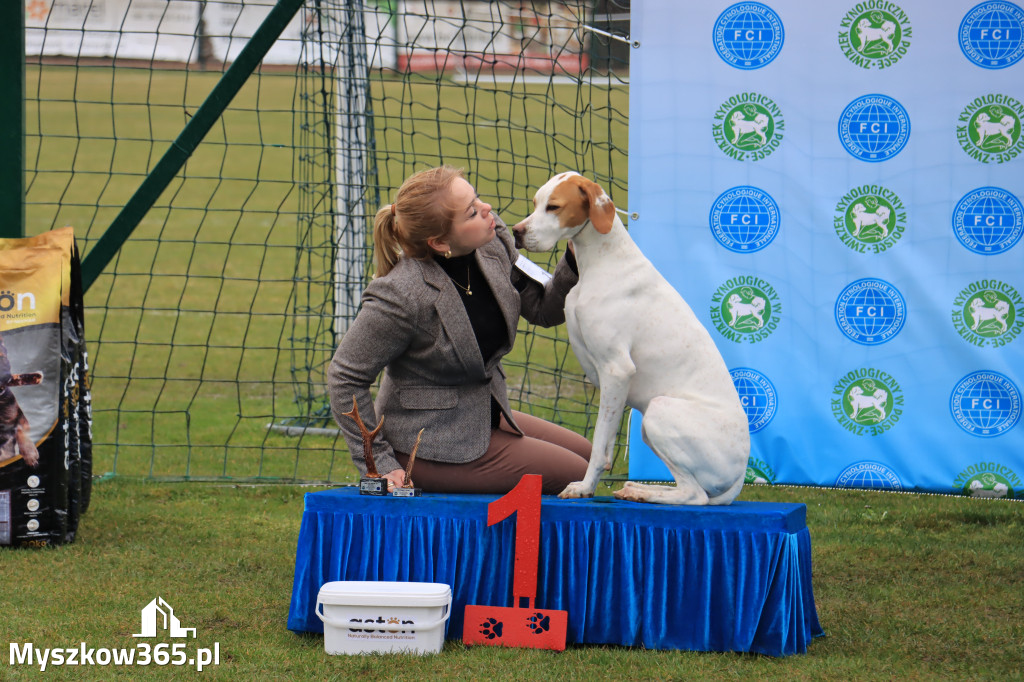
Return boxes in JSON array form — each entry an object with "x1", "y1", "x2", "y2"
[{"x1": 451, "y1": 264, "x2": 472, "y2": 296}]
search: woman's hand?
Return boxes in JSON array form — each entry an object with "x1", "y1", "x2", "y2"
[{"x1": 383, "y1": 468, "x2": 407, "y2": 491}]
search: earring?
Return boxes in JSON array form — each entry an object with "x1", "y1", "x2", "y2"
[{"x1": 445, "y1": 250, "x2": 452, "y2": 259}]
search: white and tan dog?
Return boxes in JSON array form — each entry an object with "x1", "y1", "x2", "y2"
[{"x1": 513, "y1": 172, "x2": 749, "y2": 505}]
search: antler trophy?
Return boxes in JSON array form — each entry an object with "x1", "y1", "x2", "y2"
[{"x1": 343, "y1": 396, "x2": 423, "y2": 497}]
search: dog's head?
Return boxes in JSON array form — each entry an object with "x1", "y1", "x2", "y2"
[{"x1": 512, "y1": 172, "x2": 617, "y2": 252}]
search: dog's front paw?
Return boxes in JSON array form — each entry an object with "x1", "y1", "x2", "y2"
[{"x1": 557, "y1": 481, "x2": 594, "y2": 499}]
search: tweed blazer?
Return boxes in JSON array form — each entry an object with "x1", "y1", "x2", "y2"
[{"x1": 327, "y1": 221, "x2": 579, "y2": 476}]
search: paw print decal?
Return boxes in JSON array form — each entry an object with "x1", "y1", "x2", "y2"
[
  {"x1": 479, "y1": 617, "x2": 504, "y2": 639},
  {"x1": 526, "y1": 612, "x2": 551, "y2": 634}
]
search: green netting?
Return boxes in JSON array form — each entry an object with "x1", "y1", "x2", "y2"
[{"x1": 24, "y1": 0, "x2": 629, "y2": 483}]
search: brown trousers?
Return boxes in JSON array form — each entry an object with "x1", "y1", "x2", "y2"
[{"x1": 393, "y1": 410, "x2": 592, "y2": 495}]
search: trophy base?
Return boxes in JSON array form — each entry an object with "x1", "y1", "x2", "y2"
[
  {"x1": 358, "y1": 477, "x2": 388, "y2": 495},
  {"x1": 392, "y1": 487, "x2": 422, "y2": 497}
]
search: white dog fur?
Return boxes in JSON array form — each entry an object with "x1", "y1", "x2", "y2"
[{"x1": 513, "y1": 172, "x2": 749, "y2": 505}]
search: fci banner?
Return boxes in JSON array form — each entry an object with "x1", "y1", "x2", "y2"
[{"x1": 627, "y1": 1, "x2": 1023, "y2": 498}]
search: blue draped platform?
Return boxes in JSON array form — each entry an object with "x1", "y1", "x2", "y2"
[{"x1": 287, "y1": 488, "x2": 823, "y2": 656}]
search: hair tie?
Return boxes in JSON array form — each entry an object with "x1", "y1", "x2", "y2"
[{"x1": 390, "y1": 203, "x2": 397, "y2": 217}]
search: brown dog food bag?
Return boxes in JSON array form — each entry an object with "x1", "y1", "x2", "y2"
[{"x1": 0, "y1": 227, "x2": 88, "y2": 548}]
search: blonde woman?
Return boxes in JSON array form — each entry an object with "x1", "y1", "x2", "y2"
[{"x1": 328, "y1": 166, "x2": 590, "y2": 494}]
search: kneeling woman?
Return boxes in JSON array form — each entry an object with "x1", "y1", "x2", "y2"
[{"x1": 328, "y1": 166, "x2": 590, "y2": 495}]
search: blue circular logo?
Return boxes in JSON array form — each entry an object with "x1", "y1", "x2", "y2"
[
  {"x1": 959, "y1": 1, "x2": 1024, "y2": 68},
  {"x1": 836, "y1": 461, "x2": 903, "y2": 490},
  {"x1": 950, "y1": 370, "x2": 1021, "y2": 437},
  {"x1": 710, "y1": 186, "x2": 780, "y2": 252},
  {"x1": 713, "y1": 2, "x2": 785, "y2": 69},
  {"x1": 838, "y1": 94, "x2": 911, "y2": 161},
  {"x1": 835, "y1": 278, "x2": 907, "y2": 345},
  {"x1": 730, "y1": 367, "x2": 777, "y2": 433},
  {"x1": 952, "y1": 187, "x2": 1024, "y2": 254}
]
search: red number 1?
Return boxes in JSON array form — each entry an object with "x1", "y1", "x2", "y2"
[
  {"x1": 487, "y1": 474, "x2": 541, "y2": 609},
  {"x1": 463, "y1": 474, "x2": 568, "y2": 651}
]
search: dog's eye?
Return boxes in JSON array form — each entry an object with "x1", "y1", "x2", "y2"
[{"x1": 546, "y1": 204, "x2": 558, "y2": 212}]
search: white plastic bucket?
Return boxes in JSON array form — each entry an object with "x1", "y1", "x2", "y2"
[{"x1": 315, "y1": 581, "x2": 452, "y2": 655}]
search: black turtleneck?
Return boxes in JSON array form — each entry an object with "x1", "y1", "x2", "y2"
[
  {"x1": 434, "y1": 252, "x2": 508, "y2": 428},
  {"x1": 434, "y1": 252, "x2": 509, "y2": 367}
]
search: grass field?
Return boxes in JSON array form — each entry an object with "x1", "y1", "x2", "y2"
[{"x1": 4, "y1": 479, "x2": 1022, "y2": 680}]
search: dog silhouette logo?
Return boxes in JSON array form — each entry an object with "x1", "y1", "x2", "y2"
[
  {"x1": 838, "y1": 2, "x2": 912, "y2": 68},
  {"x1": 959, "y1": 1, "x2": 1024, "y2": 69},
  {"x1": 958, "y1": 95, "x2": 1024, "y2": 163},
  {"x1": 835, "y1": 461, "x2": 903, "y2": 490},
  {"x1": 133, "y1": 597, "x2": 197, "y2": 638},
  {"x1": 952, "y1": 187, "x2": 1024, "y2": 255},
  {"x1": 730, "y1": 367, "x2": 777, "y2": 433},
  {"x1": 835, "y1": 185, "x2": 906, "y2": 253},
  {"x1": 713, "y1": 2, "x2": 785, "y2": 70},
  {"x1": 831, "y1": 369, "x2": 904, "y2": 437},
  {"x1": 710, "y1": 186, "x2": 780, "y2": 253},
  {"x1": 710, "y1": 278, "x2": 781, "y2": 344},
  {"x1": 834, "y1": 278, "x2": 906, "y2": 346},
  {"x1": 949, "y1": 371, "x2": 1022, "y2": 438},
  {"x1": 952, "y1": 281, "x2": 1023, "y2": 347},
  {"x1": 713, "y1": 93, "x2": 785, "y2": 161},
  {"x1": 838, "y1": 94, "x2": 910, "y2": 162},
  {"x1": 953, "y1": 464, "x2": 1020, "y2": 499}
]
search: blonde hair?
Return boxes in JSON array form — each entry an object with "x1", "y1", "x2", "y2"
[{"x1": 373, "y1": 165, "x2": 464, "y2": 277}]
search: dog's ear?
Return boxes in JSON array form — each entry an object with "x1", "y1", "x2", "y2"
[{"x1": 578, "y1": 178, "x2": 615, "y2": 234}]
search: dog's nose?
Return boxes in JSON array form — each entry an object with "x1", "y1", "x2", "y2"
[{"x1": 511, "y1": 221, "x2": 526, "y2": 249}]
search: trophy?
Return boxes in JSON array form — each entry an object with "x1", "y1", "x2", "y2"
[
  {"x1": 343, "y1": 396, "x2": 424, "y2": 497},
  {"x1": 392, "y1": 429, "x2": 423, "y2": 497},
  {"x1": 342, "y1": 397, "x2": 388, "y2": 495}
]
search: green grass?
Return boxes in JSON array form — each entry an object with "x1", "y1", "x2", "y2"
[{"x1": 3, "y1": 478, "x2": 1022, "y2": 680}]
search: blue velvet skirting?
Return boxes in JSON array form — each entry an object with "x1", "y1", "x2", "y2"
[{"x1": 287, "y1": 489, "x2": 823, "y2": 656}]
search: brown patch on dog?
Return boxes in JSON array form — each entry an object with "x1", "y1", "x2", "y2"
[{"x1": 551, "y1": 175, "x2": 616, "y2": 234}]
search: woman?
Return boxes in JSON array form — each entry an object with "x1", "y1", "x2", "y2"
[{"x1": 328, "y1": 166, "x2": 591, "y2": 495}]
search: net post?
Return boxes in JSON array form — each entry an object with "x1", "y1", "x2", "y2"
[{"x1": 0, "y1": 1, "x2": 25, "y2": 238}]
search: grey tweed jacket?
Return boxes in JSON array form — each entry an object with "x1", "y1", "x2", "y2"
[{"x1": 327, "y1": 222, "x2": 578, "y2": 476}]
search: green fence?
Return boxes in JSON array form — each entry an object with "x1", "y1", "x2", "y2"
[{"x1": 19, "y1": 0, "x2": 630, "y2": 483}]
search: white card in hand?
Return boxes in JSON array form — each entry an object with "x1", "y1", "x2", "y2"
[{"x1": 515, "y1": 254, "x2": 553, "y2": 285}]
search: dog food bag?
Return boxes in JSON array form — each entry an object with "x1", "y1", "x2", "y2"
[{"x1": 0, "y1": 227, "x2": 90, "y2": 548}]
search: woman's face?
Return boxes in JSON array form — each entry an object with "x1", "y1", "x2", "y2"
[{"x1": 438, "y1": 177, "x2": 496, "y2": 257}]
